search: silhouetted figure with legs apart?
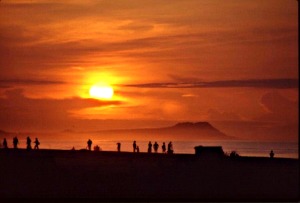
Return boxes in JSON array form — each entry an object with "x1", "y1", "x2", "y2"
[
  {"x1": 153, "y1": 142, "x2": 159, "y2": 153},
  {"x1": 3, "y1": 138, "x2": 8, "y2": 149},
  {"x1": 34, "y1": 138, "x2": 40, "y2": 150},
  {"x1": 117, "y1": 142, "x2": 121, "y2": 152},
  {"x1": 148, "y1": 141, "x2": 152, "y2": 153},
  {"x1": 162, "y1": 142, "x2": 166, "y2": 153},
  {"x1": 133, "y1": 141, "x2": 137, "y2": 152},
  {"x1": 13, "y1": 137, "x2": 19, "y2": 149},
  {"x1": 167, "y1": 141, "x2": 173, "y2": 154},
  {"x1": 87, "y1": 139, "x2": 92, "y2": 151},
  {"x1": 26, "y1": 137, "x2": 32, "y2": 150},
  {"x1": 270, "y1": 150, "x2": 274, "y2": 159}
]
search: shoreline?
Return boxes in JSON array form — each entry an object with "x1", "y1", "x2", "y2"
[
  {"x1": 1, "y1": 148, "x2": 298, "y2": 160},
  {"x1": 1, "y1": 137, "x2": 298, "y2": 159}
]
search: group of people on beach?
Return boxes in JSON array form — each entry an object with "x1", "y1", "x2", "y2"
[
  {"x1": 144, "y1": 141, "x2": 173, "y2": 154},
  {"x1": 85, "y1": 139, "x2": 174, "y2": 154},
  {"x1": 1, "y1": 137, "x2": 277, "y2": 159},
  {"x1": 2, "y1": 137, "x2": 276, "y2": 158},
  {"x1": 2, "y1": 137, "x2": 40, "y2": 150}
]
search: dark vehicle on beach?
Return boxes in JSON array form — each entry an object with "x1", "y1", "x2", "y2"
[{"x1": 194, "y1": 146, "x2": 225, "y2": 158}]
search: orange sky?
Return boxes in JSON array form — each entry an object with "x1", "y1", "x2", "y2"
[{"x1": 0, "y1": 0, "x2": 298, "y2": 141}]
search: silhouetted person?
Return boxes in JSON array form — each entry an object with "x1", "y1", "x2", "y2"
[
  {"x1": 133, "y1": 141, "x2": 137, "y2": 152},
  {"x1": 3, "y1": 138, "x2": 8, "y2": 149},
  {"x1": 87, "y1": 139, "x2": 92, "y2": 151},
  {"x1": 34, "y1": 138, "x2": 40, "y2": 150},
  {"x1": 148, "y1": 141, "x2": 152, "y2": 153},
  {"x1": 117, "y1": 142, "x2": 121, "y2": 152},
  {"x1": 270, "y1": 150, "x2": 274, "y2": 159},
  {"x1": 13, "y1": 137, "x2": 19, "y2": 149},
  {"x1": 162, "y1": 142, "x2": 166, "y2": 153},
  {"x1": 26, "y1": 137, "x2": 32, "y2": 150},
  {"x1": 153, "y1": 142, "x2": 159, "y2": 153},
  {"x1": 94, "y1": 145, "x2": 100, "y2": 151},
  {"x1": 136, "y1": 146, "x2": 139, "y2": 153},
  {"x1": 167, "y1": 141, "x2": 173, "y2": 154}
]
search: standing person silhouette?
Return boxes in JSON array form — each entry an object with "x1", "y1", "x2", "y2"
[
  {"x1": 117, "y1": 142, "x2": 121, "y2": 152},
  {"x1": 34, "y1": 138, "x2": 40, "y2": 150},
  {"x1": 148, "y1": 141, "x2": 152, "y2": 153},
  {"x1": 13, "y1": 137, "x2": 19, "y2": 149},
  {"x1": 3, "y1": 138, "x2": 8, "y2": 149},
  {"x1": 162, "y1": 142, "x2": 166, "y2": 153},
  {"x1": 167, "y1": 141, "x2": 173, "y2": 154},
  {"x1": 136, "y1": 146, "x2": 139, "y2": 153},
  {"x1": 87, "y1": 139, "x2": 92, "y2": 151},
  {"x1": 26, "y1": 137, "x2": 32, "y2": 150},
  {"x1": 270, "y1": 150, "x2": 275, "y2": 159},
  {"x1": 153, "y1": 142, "x2": 159, "y2": 153},
  {"x1": 133, "y1": 141, "x2": 137, "y2": 152}
]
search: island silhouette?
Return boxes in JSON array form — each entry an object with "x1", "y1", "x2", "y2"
[
  {"x1": 92, "y1": 122, "x2": 235, "y2": 141},
  {"x1": 0, "y1": 122, "x2": 235, "y2": 142}
]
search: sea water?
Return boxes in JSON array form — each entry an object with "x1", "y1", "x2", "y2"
[{"x1": 34, "y1": 139, "x2": 298, "y2": 159}]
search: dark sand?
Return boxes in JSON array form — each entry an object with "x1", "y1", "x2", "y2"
[{"x1": 0, "y1": 149, "x2": 299, "y2": 202}]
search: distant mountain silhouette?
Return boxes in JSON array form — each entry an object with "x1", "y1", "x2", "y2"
[
  {"x1": 96, "y1": 122, "x2": 234, "y2": 141},
  {"x1": 172, "y1": 122, "x2": 214, "y2": 129},
  {"x1": 0, "y1": 122, "x2": 235, "y2": 141}
]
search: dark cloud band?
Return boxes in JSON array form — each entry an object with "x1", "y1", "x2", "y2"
[
  {"x1": 0, "y1": 79, "x2": 66, "y2": 87},
  {"x1": 121, "y1": 78, "x2": 298, "y2": 89}
]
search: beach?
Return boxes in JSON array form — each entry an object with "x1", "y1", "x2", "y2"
[{"x1": 0, "y1": 149, "x2": 298, "y2": 202}]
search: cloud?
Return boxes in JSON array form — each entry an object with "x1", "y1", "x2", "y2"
[
  {"x1": 0, "y1": 18, "x2": 297, "y2": 72},
  {"x1": 121, "y1": 78, "x2": 299, "y2": 89},
  {"x1": 211, "y1": 120, "x2": 298, "y2": 141},
  {"x1": 0, "y1": 79, "x2": 66, "y2": 88},
  {"x1": 0, "y1": 89, "x2": 123, "y2": 131},
  {"x1": 207, "y1": 109, "x2": 243, "y2": 121},
  {"x1": 258, "y1": 91, "x2": 298, "y2": 122},
  {"x1": 181, "y1": 94, "x2": 198, "y2": 98}
]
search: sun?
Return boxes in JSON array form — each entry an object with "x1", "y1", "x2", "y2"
[{"x1": 89, "y1": 84, "x2": 114, "y2": 99}]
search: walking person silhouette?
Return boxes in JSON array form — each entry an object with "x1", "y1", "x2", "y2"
[
  {"x1": 153, "y1": 142, "x2": 159, "y2": 153},
  {"x1": 3, "y1": 138, "x2": 8, "y2": 149},
  {"x1": 162, "y1": 142, "x2": 166, "y2": 153},
  {"x1": 133, "y1": 141, "x2": 137, "y2": 152},
  {"x1": 270, "y1": 150, "x2": 275, "y2": 159},
  {"x1": 26, "y1": 137, "x2": 32, "y2": 150},
  {"x1": 117, "y1": 142, "x2": 121, "y2": 152},
  {"x1": 87, "y1": 139, "x2": 92, "y2": 151},
  {"x1": 13, "y1": 137, "x2": 19, "y2": 149},
  {"x1": 167, "y1": 141, "x2": 173, "y2": 154},
  {"x1": 148, "y1": 141, "x2": 152, "y2": 153},
  {"x1": 34, "y1": 138, "x2": 40, "y2": 150}
]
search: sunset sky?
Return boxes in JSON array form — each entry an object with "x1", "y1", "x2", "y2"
[{"x1": 0, "y1": 0, "x2": 298, "y2": 141}]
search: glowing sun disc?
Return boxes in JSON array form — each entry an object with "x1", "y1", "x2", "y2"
[{"x1": 89, "y1": 85, "x2": 114, "y2": 99}]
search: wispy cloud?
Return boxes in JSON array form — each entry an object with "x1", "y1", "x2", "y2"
[
  {"x1": 0, "y1": 79, "x2": 66, "y2": 85},
  {"x1": 121, "y1": 78, "x2": 299, "y2": 89},
  {"x1": 0, "y1": 79, "x2": 66, "y2": 88}
]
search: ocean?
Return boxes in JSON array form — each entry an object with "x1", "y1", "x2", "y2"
[{"x1": 32, "y1": 139, "x2": 298, "y2": 159}]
